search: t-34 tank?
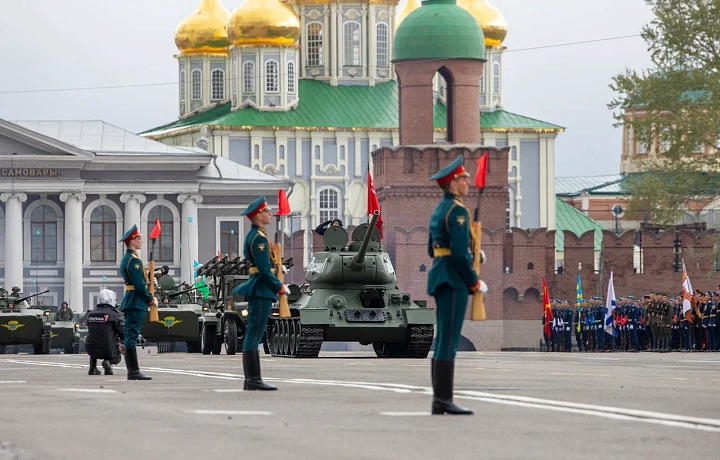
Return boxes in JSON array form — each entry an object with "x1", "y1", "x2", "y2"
[
  {"x1": 0, "y1": 289, "x2": 53, "y2": 354},
  {"x1": 266, "y1": 211, "x2": 435, "y2": 358}
]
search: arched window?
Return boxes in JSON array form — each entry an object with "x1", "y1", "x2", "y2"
[
  {"x1": 147, "y1": 206, "x2": 174, "y2": 262},
  {"x1": 492, "y1": 62, "x2": 500, "y2": 94},
  {"x1": 318, "y1": 187, "x2": 341, "y2": 224},
  {"x1": 31, "y1": 205, "x2": 57, "y2": 262},
  {"x1": 90, "y1": 206, "x2": 116, "y2": 262},
  {"x1": 287, "y1": 61, "x2": 296, "y2": 94},
  {"x1": 220, "y1": 221, "x2": 240, "y2": 259},
  {"x1": 243, "y1": 61, "x2": 255, "y2": 93},
  {"x1": 306, "y1": 22, "x2": 323, "y2": 66},
  {"x1": 265, "y1": 60, "x2": 279, "y2": 93},
  {"x1": 211, "y1": 69, "x2": 225, "y2": 101},
  {"x1": 191, "y1": 69, "x2": 202, "y2": 100},
  {"x1": 343, "y1": 21, "x2": 361, "y2": 66},
  {"x1": 179, "y1": 69, "x2": 186, "y2": 102},
  {"x1": 376, "y1": 23, "x2": 388, "y2": 68}
]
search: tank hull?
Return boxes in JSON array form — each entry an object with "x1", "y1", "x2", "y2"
[
  {"x1": 50, "y1": 321, "x2": 80, "y2": 353},
  {"x1": 140, "y1": 309, "x2": 201, "y2": 342},
  {"x1": 0, "y1": 314, "x2": 45, "y2": 345}
]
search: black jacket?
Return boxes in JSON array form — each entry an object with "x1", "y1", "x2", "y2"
[{"x1": 85, "y1": 304, "x2": 125, "y2": 360}]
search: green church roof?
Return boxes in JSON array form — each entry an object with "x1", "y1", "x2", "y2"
[
  {"x1": 555, "y1": 197, "x2": 603, "y2": 252},
  {"x1": 142, "y1": 80, "x2": 564, "y2": 138},
  {"x1": 393, "y1": 0, "x2": 485, "y2": 62}
]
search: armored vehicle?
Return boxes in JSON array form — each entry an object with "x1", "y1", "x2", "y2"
[
  {"x1": 48, "y1": 317, "x2": 81, "y2": 354},
  {"x1": 0, "y1": 289, "x2": 53, "y2": 354},
  {"x1": 266, "y1": 211, "x2": 435, "y2": 358},
  {"x1": 139, "y1": 283, "x2": 204, "y2": 354}
]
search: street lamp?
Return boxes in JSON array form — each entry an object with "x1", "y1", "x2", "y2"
[{"x1": 612, "y1": 205, "x2": 625, "y2": 234}]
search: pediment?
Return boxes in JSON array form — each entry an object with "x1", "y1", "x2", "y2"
[{"x1": 0, "y1": 119, "x2": 93, "y2": 160}]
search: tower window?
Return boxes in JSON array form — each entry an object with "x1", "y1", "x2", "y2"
[
  {"x1": 243, "y1": 61, "x2": 256, "y2": 93},
  {"x1": 492, "y1": 62, "x2": 500, "y2": 95},
  {"x1": 265, "y1": 60, "x2": 279, "y2": 94},
  {"x1": 191, "y1": 69, "x2": 202, "y2": 101},
  {"x1": 306, "y1": 22, "x2": 323, "y2": 67},
  {"x1": 179, "y1": 69, "x2": 186, "y2": 102},
  {"x1": 343, "y1": 21, "x2": 361, "y2": 66},
  {"x1": 318, "y1": 187, "x2": 341, "y2": 224},
  {"x1": 376, "y1": 23, "x2": 388, "y2": 68},
  {"x1": 211, "y1": 69, "x2": 225, "y2": 101},
  {"x1": 287, "y1": 61, "x2": 296, "y2": 94}
]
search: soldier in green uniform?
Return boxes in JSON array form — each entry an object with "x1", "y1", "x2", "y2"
[
  {"x1": 233, "y1": 196, "x2": 287, "y2": 391},
  {"x1": 118, "y1": 224, "x2": 154, "y2": 380},
  {"x1": 427, "y1": 155, "x2": 486, "y2": 415}
]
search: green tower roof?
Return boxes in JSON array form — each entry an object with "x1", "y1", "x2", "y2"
[{"x1": 393, "y1": 0, "x2": 486, "y2": 62}]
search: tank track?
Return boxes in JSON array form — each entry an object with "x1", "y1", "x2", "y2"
[
  {"x1": 373, "y1": 325, "x2": 434, "y2": 358},
  {"x1": 268, "y1": 317, "x2": 323, "y2": 358}
]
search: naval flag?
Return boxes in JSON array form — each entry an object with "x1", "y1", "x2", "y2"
[{"x1": 604, "y1": 271, "x2": 616, "y2": 336}]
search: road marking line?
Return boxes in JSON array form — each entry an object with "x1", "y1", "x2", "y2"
[
  {"x1": 0, "y1": 380, "x2": 26, "y2": 383},
  {"x1": 12, "y1": 360, "x2": 720, "y2": 432},
  {"x1": 380, "y1": 412, "x2": 429, "y2": 416},
  {"x1": 189, "y1": 410, "x2": 272, "y2": 416},
  {"x1": 58, "y1": 389, "x2": 117, "y2": 393},
  {"x1": 212, "y1": 389, "x2": 244, "y2": 393}
]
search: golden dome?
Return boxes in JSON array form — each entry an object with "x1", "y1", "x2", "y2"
[
  {"x1": 395, "y1": 0, "x2": 421, "y2": 30},
  {"x1": 228, "y1": 0, "x2": 301, "y2": 48},
  {"x1": 456, "y1": 0, "x2": 508, "y2": 46},
  {"x1": 175, "y1": 0, "x2": 231, "y2": 55}
]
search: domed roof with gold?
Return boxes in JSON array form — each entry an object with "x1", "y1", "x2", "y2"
[
  {"x1": 228, "y1": 0, "x2": 301, "y2": 48},
  {"x1": 175, "y1": 0, "x2": 231, "y2": 55},
  {"x1": 396, "y1": 0, "x2": 508, "y2": 46}
]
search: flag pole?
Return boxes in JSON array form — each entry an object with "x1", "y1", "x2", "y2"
[{"x1": 148, "y1": 219, "x2": 160, "y2": 322}]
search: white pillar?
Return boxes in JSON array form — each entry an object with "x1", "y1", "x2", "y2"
[
  {"x1": 331, "y1": 3, "x2": 339, "y2": 85},
  {"x1": 368, "y1": 4, "x2": 376, "y2": 85},
  {"x1": 60, "y1": 192, "x2": 86, "y2": 311},
  {"x1": 1, "y1": 193, "x2": 27, "y2": 290},
  {"x1": 178, "y1": 194, "x2": 202, "y2": 284},
  {"x1": 120, "y1": 193, "x2": 146, "y2": 234}
]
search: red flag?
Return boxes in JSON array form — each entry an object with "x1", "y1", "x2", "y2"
[
  {"x1": 276, "y1": 189, "x2": 291, "y2": 216},
  {"x1": 367, "y1": 169, "x2": 384, "y2": 239},
  {"x1": 150, "y1": 218, "x2": 161, "y2": 239},
  {"x1": 542, "y1": 278, "x2": 553, "y2": 337},
  {"x1": 475, "y1": 151, "x2": 489, "y2": 188}
]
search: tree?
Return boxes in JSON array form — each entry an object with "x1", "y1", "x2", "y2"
[{"x1": 608, "y1": 0, "x2": 720, "y2": 225}]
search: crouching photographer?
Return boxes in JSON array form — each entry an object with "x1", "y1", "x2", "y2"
[{"x1": 85, "y1": 289, "x2": 125, "y2": 375}]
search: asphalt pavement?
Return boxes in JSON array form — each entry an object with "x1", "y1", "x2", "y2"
[{"x1": 1, "y1": 350, "x2": 719, "y2": 460}]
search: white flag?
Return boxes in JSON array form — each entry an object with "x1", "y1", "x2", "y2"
[
  {"x1": 604, "y1": 271, "x2": 616, "y2": 335},
  {"x1": 681, "y1": 259, "x2": 694, "y2": 317}
]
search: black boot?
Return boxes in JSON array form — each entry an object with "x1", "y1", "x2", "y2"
[
  {"x1": 125, "y1": 347, "x2": 152, "y2": 380},
  {"x1": 102, "y1": 359, "x2": 114, "y2": 375},
  {"x1": 431, "y1": 359, "x2": 473, "y2": 415},
  {"x1": 88, "y1": 358, "x2": 101, "y2": 375},
  {"x1": 243, "y1": 349, "x2": 277, "y2": 391}
]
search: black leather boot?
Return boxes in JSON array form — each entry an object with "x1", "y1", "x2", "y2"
[
  {"x1": 243, "y1": 349, "x2": 276, "y2": 391},
  {"x1": 431, "y1": 359, "x2": 473, "y2": 415},
  {"x1": 102, "y1": 359, "x2": 113, "y2": 375},
  {"x1": 125, "y1": 347, "x2": 152, "y2": 380},
  {"x1": 88, "y1": 358, "x2": 101, "y2": 375}
]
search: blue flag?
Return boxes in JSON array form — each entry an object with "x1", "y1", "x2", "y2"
[{"x1": 576, "y1": 273, "x2": 583, "y2": 304}]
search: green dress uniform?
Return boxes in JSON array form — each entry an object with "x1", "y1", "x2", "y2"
[
  {"x1": 426, "y1": 155, "x2": 480, "y2": 415},
  {"x1": 118, "y1": 224, "x2": 153, "y2": 380},
  {"x1": 232, "y1": 196, "x2": 284, "y2": 391}
]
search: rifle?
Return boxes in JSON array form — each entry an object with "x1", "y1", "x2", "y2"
[
  {"x1": 470, "y1": 191, "x2": 486, "y2": 321},
  {"x1": 273, "y1": 218, "x2": 291, "y2": 318}
]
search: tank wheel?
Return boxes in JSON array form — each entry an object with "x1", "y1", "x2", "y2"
[
  {"x1": 186, "y1": 339, "x2": 201, "y2": 353},
  {"x1": 201, "y1": 324, "x2": 215, "y2": 355},
  {"x1": 38, "y1": 330, "x2": 51, "y2": 355},
  {"x1": 224, "y1": 320, "x2": 238, "y2": 355},
  {"x1": 373, "y1": 325, "x2": 435, "y2": 358},
  {"x1": 269, "y1": 318, "x2": 323, "y2": 358}
]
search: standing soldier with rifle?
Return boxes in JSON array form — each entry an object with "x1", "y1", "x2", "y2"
[
  {"x1": 426, "y1": 155, "x2": 487, "y2": 415},
  {"x1": 118, "y1": 224, "x2": 154, "y2": 380},
  {"x1": 233, "y1": 196, "x2": 287, "y2": 391}
]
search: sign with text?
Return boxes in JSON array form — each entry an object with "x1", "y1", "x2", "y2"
[{"x1": 1, "y1": 168, "x2": 64, "y2": 178}]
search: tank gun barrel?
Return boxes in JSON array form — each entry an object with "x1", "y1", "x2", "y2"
[
  {"x1": 354, "y1": 210, "x2": 379, "y2": 267},
  {"x1": 13, "y1": 289, "x2": 50, "y2": 304}
]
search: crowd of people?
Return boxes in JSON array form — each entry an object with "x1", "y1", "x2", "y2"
[{"x1": 543, "y1": 291, "x2": 719, "y2": 352}]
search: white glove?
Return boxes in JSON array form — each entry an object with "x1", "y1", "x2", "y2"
[
  {"x1": 479, "y1": 280, "x2": 488, "y2": 293},
  {"x1": 630, "y1": 325, "x2": 634, "y2": 330},
  {"x1": 480, "y1": 250, "x2": 487, "y2": 264},
  {"x1": 281, "y1": 265, "x2": 289, "y2": 274},
  {"x1": 281, "y1": 284, "x2": 291, "y2": 296}
]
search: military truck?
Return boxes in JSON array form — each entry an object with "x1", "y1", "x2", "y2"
[
  {"x1": 139, "y1": 283, "x2": 204, "y2": 354},
  {"x1": 265, "y1": 211, "x2": 435, "y2": 358},
  {"x1": 0, "y1": 289, "x2": 53, "y2": 354}
]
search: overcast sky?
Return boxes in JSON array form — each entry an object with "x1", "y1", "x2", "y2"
[{"x1": 0, "y1": 0, "x2": 654, "y2": 177}]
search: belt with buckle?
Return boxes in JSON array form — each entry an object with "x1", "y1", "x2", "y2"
[
  {"x1": 249, "y1": 267, "x2": 259, "y2": 274},
  {"x1": 433, "y1": 248, "x2": 451, "y2": 257},
  {"x1": 125, "y1": 285, "x2": 135, "y2": 291}
]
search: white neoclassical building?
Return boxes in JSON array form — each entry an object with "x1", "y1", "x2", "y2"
[
  {"x1": 142, "y1": 0, "x2": 564, "y2": 269},
  {"x1": 0, "y1": 119, "x2": 289, "y2": 311}
]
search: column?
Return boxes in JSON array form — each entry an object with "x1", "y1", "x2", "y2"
[
  {"x1": 1, "y1": 193, "x2": 27, "y2": 290},
  {"x1": 330, "y1": 2, "x2": 338, "y2": 85},
  {"x1": 178, "y1": 194, "x2": 203, "y2": 284},
  {"x1": 368, "y1": 4, "x2": 376, "y2": 85},
  {"x1": 120, "y1": 193, "x2": 146, "y2": 234},
  {"x1": 60, "y1": 192, "x2": 86, "y2": 310}
]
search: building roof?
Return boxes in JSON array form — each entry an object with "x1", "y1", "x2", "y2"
[
  {"x1": 141, "y1": 80, "x2": 564, "y2": 139},
  {"x1": 555, "y1": 197, "x2": 603, "y2": 252},
  {"x1": 12, "y1": 120, "x2": 207, "y2": 156},
  {"x1": 555, "y1": 174, "x2": 625, "y2": 196},
  {"x1": 197, "y1": 155, "x2": 287, "y2": 184}
]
